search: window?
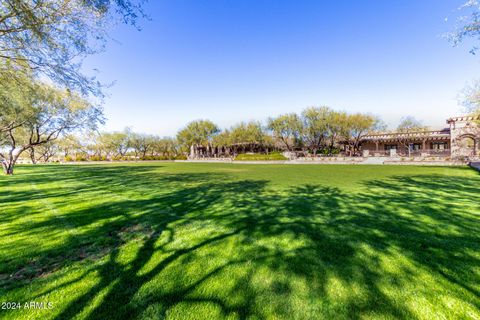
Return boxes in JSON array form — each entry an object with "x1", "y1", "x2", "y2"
[
  {"x1": 432, "y1": 142, "x2": 448, "y2": 150},
  {"x1": 409, "y1": 143, "x2": 421, "y2": 151},
  {"x1": 384, "y1": 144, "x2": 397, "y2": 150}
]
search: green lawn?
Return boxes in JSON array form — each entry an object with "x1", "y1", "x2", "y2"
[
  {"x1": 0, "y1": 163, "x2": 479, "y2": 320},
  {"x1": 234, "y1": 152, "x2": 287, "y2": 161}
]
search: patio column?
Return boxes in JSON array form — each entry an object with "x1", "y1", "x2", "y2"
[
  {"x1": 422, "y1": 139, "x2": 426, "y2": 151},
  {"x1": 375, "y1": 141, "x2": 379, "y2": 152}
]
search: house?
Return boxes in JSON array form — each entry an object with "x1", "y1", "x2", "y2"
[{"x1": 360, "y1": 116, "x2": 479, "y2": 158}]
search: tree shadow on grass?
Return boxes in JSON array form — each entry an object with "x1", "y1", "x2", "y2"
[
  {"x1": 0, "y1": 165, "x2": 169, "y2": 204},
  {"x1": 1, "y1": 166, "x2": 479, "y2": 319}
]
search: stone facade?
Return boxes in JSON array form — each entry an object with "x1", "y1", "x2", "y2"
[
  {"x1": 448, "y1": 116, "x2": 480, "y2": 158},
  {"x1": 360, "y1": 115, "x2": 479, "y2": 159}
]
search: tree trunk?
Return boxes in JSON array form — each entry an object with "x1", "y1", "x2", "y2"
[
  {"x1": 1, "y1": 147, "x2": 23, "y2": 175},
  {"x1": 2, "y1": 158, "x2": 16, "y2": 175},
  {"x1": 29, "y1": 148, "x2": 38, "y2": 164}
]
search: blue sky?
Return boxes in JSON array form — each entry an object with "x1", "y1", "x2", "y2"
[{"x1": 83, "y1": 0, "x2": 479, "y2": 135}]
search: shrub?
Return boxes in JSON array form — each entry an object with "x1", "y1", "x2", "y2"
[
  {"x1": 234, "y1": 152, "x2": 287, "y2": 161},
  {"x1": 139, "y1": 155, "x2": 185, "y2": 160},
  {"x1": 112, "y1": 156, "x2": 130, "y2": 161},
  {"x1": 90, "y1": 155, "x2": 107, "y2": 161}
]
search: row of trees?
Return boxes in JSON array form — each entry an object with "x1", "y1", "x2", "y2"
[
  {"x1": 47, "y1": 130, "x2": 181, "y2": 162},
  {"x1": 175, "y1": 107, "x2": 384, "y2": 157},
  {"x1": 6, "y1": 105, "x2": 433, "y2": 169},
  {"x1": 26, "y1": 107, "x2": 383, "y2": 164},
  {"x1": 267, "y1": 107, "x2": 384, "y2": 156}
]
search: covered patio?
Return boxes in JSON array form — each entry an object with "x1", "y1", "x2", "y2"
[{"x1": 360, "y1": 129, "x2": 452, "y2": 157}]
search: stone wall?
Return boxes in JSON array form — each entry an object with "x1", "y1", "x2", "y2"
[{"x1": 449, "y1": 117, "x2": 480, "y2": 158}]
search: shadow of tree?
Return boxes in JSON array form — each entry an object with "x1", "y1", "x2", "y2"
[{"x1": 1, "y1": 165, "x2": 479, "y2": 319}]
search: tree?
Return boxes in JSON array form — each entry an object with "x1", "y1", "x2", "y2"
[
  {"x1": 56, "y1": 134, "x2": 83, "y2": 159},
  {"x1": 461, "y1": 80, "x2": 480, "y2": 116},
  {"x1": 267, "y1": 113, "x2": 302, "y2": 152},
  {"x1": 0, "y1": 65, "x2": 35, "y2": 134},
  {"x1": 151, "y1": 137, "x2": 178, "y2": 158},
  {"x1": 0, "y1": 0, "x2": 145, "y2": 95},
  {"x1": 325, "y1": 110, "x2": 348, "y2": 155},
  {"x1": 176, "y1": 120, "x2": 220, "y2": 152},
  {"x1": 212, "y1": 130, "x2": 232, "y2": 147},
  {"x1": 447, "y1": 1, "x2": 480, "y2": 116},
  {"x1": 0, "y1": 77, "x2": 103, "y2": 174},
  {"x1": 396, "y1": 116, "x2": 428, "y2": 156},
  {"x1": 342, "y1": 113, "x2": 381, "y2": 156},
  {"x1": 300, "y1": 107, "x2": 331, "y2": 156},
  {"x1": 229, "y1": 121, "x2": 266, "y2": 153},
  {"x1": 28, "y1": 141, "x2": 58, "y2": 164},
  {"x1": 396, "y1": 116, "x2": 427, "y2": 133},
  {"x1": 130, "y1": 132, "x2": 155, "y2": 158},
  {"x1": 97, "y1": 129, "x2": 132, "y2": 159},
  {"x1": 446, "y1": 0, "x2": 480, "y2": 55}
]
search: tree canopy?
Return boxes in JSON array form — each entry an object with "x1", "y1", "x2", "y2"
[
  {"x1": 446, "y1": 1, "x2": 480, "y2": 116},
  {"x1": 447, "y1": 0, "x2": 480, "y2": 55},
  {"x1": 176, "y1": 120, "x2": 220, "y2": 149},
  {"x1": 396, "y1": 116, "x2": 428, "y2": 133},
  {"x1": 0, "y1": 0, "x2": 145, "y2": 96},
  {"x1": 0, "y1": 73, "x2": 103, "y2": 174},
  {"x1": 461, "y1": 80, "x2": 480, "y2": 115},
  {"x1": 267, "y1": 113, "x2": 302, "y2": 151}
]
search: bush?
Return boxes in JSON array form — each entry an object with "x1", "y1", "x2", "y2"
[
  {"x1": 90, "y1": 155, "x2": 107, "y2": 161},
  {"x1": 319, "y1": 148, "x2": 340, "y2": 156},
  {"x1": 234, "y1": 152, "x2": 287, "y2": 161},
  {"x1": 141, "y1": 155, "x2": 168, "y2": 160},
  {"x1": 112, "y1": 156, "x2": 131, "y2": 161},
  {"x1": 139, "y1": 155, "x2": 185, "y2": 160}
]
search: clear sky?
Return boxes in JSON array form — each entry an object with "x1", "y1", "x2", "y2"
[{"x1": 83, "y1": 0, "x2": 479, "y2": 136}]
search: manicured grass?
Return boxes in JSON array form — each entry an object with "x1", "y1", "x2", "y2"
[
  {"x1": 0, "y1": 163, "x2": 479, "y2": 320},
  {"x1": 234, "y1": 152, "x2": 287, "y2": 161}
]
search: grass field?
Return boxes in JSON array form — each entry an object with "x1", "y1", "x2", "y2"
[
  {"x1": 0, "y1": 163, "x2": 479, "y2": 320},
  {"x1": 234, "y1": 152, "x2": 287, "y2": 161}
]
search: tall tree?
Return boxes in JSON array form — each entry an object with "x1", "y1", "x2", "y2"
[
  {"x1": 395, "y1": 116, "x2": 428, "y2": 156},
  {"x1": 300, "y1": 107, "x2": 331, "y2": 156},
  {"x1": 325, "y1": 110, "x2": 348, "y2": 155},
  {"x1": 28, "y1": 140, "x2": 58, "y2": 164},
  {"x1": 0, "y1": 77, "x2": 103, "y2": 174},
  {"x1": 230, "y1": 121, "x2": 265, "y2": 144},
  {"x1": 176, "y1": 120, "x2": 219, "y2": 151},
  {"x1": 446, "y1": 0, "x2": 480, "y2": 55},
  {"x1": 98, "y1": 129, "x2": 132, "y2": 158},
  {"x1": 267, "y1": 113, "x2": 302, "y2": 151},
  {"x1": 130, "y1": 132, "x2": 155, "y2": 158},
  {"x1": 342, "y1": 113, "x2": 381, "y2": 156},
  {"x1": 0, "y1": 65, "x2": 35, "y2": 134},
  {"x1": 56, "y1": 134, "x2": 83, "y2": 159},
  {"x1": 0, "y1": 0, "x2": 146, "y2": 95},
  {"x1": 447, "y1": 1, "x2": 480, "y2": 116},
  {"x1": 151, "y1": 137, "x2": 178, "y2": 158},
  {"x1": 461, "y1": 80, "x2": 480, "y2": 116},
  {"x1": 396, "y1": 116, "x2": 427, "y2": 133}
]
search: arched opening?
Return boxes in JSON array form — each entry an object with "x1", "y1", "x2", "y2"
[{"x1": 456, "y1": 135, "x2": 477, "y2": 156}]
